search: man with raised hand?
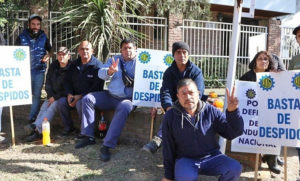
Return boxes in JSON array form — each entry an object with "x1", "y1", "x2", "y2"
[
  {"x1": 162, "y1": 79, "x2": 243, "y2": 181},
  {"x1": 77, "y1": 39, "x2": 136, "y2": 163}
]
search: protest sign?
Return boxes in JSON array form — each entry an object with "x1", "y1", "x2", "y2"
[
  {"x1": 231, "y1": 80, "x2": 280, "y2": 154},
  {"x1": 132, "y1": 49, "x2": 173, "y2": 107},
  {"x1": 257, "y1": 71, "x2": 300, "y2": 147},
  {"x1": 0, "y1": 46, "x2": 32, "y2": 106}
]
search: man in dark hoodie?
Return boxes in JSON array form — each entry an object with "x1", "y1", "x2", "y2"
[
  {"x1": 57, "y1": 41, "x2": 104, "y2": 142},
  {"x1": 162, "y1": 79, "x2": 243, "y2": 181},
  {"x1": 143, "y1": 41, "x2": 206, "y2": 153}
]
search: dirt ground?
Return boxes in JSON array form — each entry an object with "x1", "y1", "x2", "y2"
[{"x1": 0, "y1": 114, "x2": 300, "y2": 181}]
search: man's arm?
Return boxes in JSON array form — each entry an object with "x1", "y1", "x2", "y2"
[
  {"x1": 98, "y1": 57, "x2": 115, "y2": 81},
  {"x1": 45, "y1": 63, "x2": 55, "y2": 99},
  {"x1": 162, "y1": 111, "x2": 176, "y2": 180},
  {"x1": 41, "y1": 38, "x2": 53, "y2": 63},
  {"x1": 213, "y1": 87, "x2": 244, "y2": 140},
  {"x1": 160, "y1": 71, "x2": 175, "y2": 111}
]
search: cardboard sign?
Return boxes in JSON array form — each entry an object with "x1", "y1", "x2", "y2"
[
  {"x1": 132, "y1": 49, "x2": 173, "y2": 107},
  {"x1": 257, "y1": 71, "x2": 300, "y2": 147},
  {"x1": 0, "y1": 46, "x2": 32, "y2": 106},
  {"x1": 231, "y1": 80, "x2": 280, "y2": 155}
]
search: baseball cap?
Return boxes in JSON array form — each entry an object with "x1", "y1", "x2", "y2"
[
  {"x1": 58, "y1": 47, "x2": 70, "y2": 54},
  {"x1": 28, "y1": 14, "x2": 42, "y2": 22}
]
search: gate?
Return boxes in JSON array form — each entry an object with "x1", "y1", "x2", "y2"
[
  {"x1": 280, "y1": 26, "x2": 300, "y2": 68},
  {"x1": 182, "y1": 20, "x2": 268, "y2": 87}
]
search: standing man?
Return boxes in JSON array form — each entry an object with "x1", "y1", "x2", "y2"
[
  {"x1": 58, "y1": 41, "x2": 104, "y2": 140},
  {"x1": 162, "y1": 79, "x2": 243, "y2": 181},
  {"x1": 288, "y1": 24, "x2": 300, "y2": 177},
  {"x1": 15, "y1": 14, "x2": 52, "y2": 122},
  {"x1": 76, "y1": 39, "x2": 136, "y2": 162},
  {"x1": 143, "y1": 41, "x2": 206, "y2": 154},
  {"x1": 23, "y1": 47, "x2": 71, "y2": 141}
]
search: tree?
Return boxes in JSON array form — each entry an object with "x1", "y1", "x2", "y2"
[
  {"x1": 55, "y1": 0, "x2": 145, "y2": 61},
  {"x1": 147, "y1": 0, "x2": 211, "y2": 20}
]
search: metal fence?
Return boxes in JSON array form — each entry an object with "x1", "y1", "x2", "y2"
[
  {"x1": 110, "y1": 16, "x2": 168, "y2": 54},
  {"x1": 280, "y1": 26, "x2": 300, "y2": 68},
  {"x1": 182, "y1": 20, "x2": 268, "y2": 87},
  {"x1": 2, "y1": 10, "x2": 29, "y2": 45}
]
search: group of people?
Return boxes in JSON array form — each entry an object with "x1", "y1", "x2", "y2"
[{"x1": 1, "y1": 13, "x2": 300, "y2": 180}]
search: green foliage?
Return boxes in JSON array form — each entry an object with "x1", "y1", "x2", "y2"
[
  {"x1": 55, "y1": 0, "x2": 146, "y2": 61},
  {"x1": 146, "y1": 0, "x2": 211, "y2": 20}
]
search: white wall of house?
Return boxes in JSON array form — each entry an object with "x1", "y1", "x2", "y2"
[{"x1": 210, "y1": 0, "x2": 296, "y2": 14}]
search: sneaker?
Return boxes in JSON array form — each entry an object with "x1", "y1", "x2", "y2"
[
  {"x1": 24, "y1": 124, "x2": 36, "y2": 136},
  {"x1": 25, "y1": 132, "x2": 42, "y2": 142},
  {"x1": 100, "y1": 146, "x2": 110, "y2": 162},
  {"x1": 0, "y1": 135, "x2": 6, "y2": 143},
  {"x1": 142, "y1": 136, "x2": 162, "y2": 154},
  {"x1": 75, "y1": 136, "x2": 95, "y2": 149}
]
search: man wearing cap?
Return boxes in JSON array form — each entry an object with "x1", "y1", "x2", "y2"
[
  {"x1": 15, "y1": 14, "x2": 52, "y2": 123},
  {"x1": 57, "y1": 40, "x2": 104, "y2": 143},
  {"x1": 23, "y1": 47, "x2": 71, "y2": 142},
  {"x1": 143, "y1": 41, "x2": 206, "y2": 154}
]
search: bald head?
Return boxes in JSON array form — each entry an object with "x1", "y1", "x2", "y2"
[{"x1": 78, "y1": 40, "x2": 93, "y2": 63}]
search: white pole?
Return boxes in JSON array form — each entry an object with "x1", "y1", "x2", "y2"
[{"x1": 219, "y1": 0, "x2": 243, "y2": 154}]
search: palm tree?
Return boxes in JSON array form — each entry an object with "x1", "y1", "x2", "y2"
[{"x1": 55, "y1": 0, "x2": 145, "y2": 61}]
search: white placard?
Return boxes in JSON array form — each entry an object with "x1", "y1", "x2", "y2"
[
  {"x1": 231, "y1": 80, "x2": 280, "y2": 155},
  {"x1": 249, "y1": 34, "x2": 266, "y2": 62},
  {"x1": 0, "y1": 46, "x2": 32, "y2": 106},
  {"x1": 257, "y1": 71, "x2": 300, "y2": 147},
  {"x1": 132, "y1": 49, "x2": 173, "y2": 107}
]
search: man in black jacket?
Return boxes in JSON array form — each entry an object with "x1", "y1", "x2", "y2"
[
  {"x1": 24, "y1": 47, "x2": 71, "y2": 141},
  {"x1": 57, "y1": 41, "x2": 104, "y2": 146}
]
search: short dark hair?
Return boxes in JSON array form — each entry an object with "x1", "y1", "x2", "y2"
[
  {"x1": 120, "y1": 38, "x2": 136, "y2": 49},
  {"x1": 176, "y1": 79, "x2": 198, "y2": 92},
  {"x1": 248, "y1": 51, "x2": 274, "y2": 71}
]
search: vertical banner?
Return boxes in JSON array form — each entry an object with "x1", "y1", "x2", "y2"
[
  {"x1": 0, "y1": 46, "x2": 32, "y2": 106},
  {"x1": 231, "y1": 80, "x2": 280, "y2": 154},
  {"x1": 132, "y1": 49, "x2": 173, "y2": 107},
  {"x1": 257, "y1": 71, "x2": 300, "y2": 147}
]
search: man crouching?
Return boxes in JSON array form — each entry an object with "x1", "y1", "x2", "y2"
[{"x1": 162, "y1": 79, "x2": 244, "y2": 181}]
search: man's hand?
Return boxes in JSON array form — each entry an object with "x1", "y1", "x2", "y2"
[
  {"x1": 41, "y1": 54, "x2": 50, "y2": 63},
  {"x1": 47, "y1": 97, "x2": 55, "y2": 107},
  {"x1": 107, "y1": 57, "x2": 119, "y2": 76},
  {"x1": 166, "y1": 107, "x2": 172, "y2": 111},
  {"x1": 68, "y1": 94, "x2": 82, "y2": 108},
  {"x1": 162, "y1": 178, "x2": 172, "y2": 181},
  {"x1": 226, "y1": 86, "x2": 239, "y2": 112}
]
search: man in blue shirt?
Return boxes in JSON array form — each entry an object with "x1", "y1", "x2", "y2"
[
  {"x1": 76, "y1": 39, "x2": 136, "y2": 162},
  {"x1": 15, "y1": 14, "x2": 52, "y2": 123}
]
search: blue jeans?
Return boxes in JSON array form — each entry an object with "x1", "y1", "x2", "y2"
[
  {"x1": 57, "y1": 97, "x2": 82, "y2": 132},
  {"x1": 33, "y1": 98, "x2": 63, "y2": 133},
  {"x1": 29, "y1": 72, "x2": 45, "y2": 120},
  {"x1": 81, "y1": 91, "x2": 133, "y2": 148},
  {"x1": 174, "y1": 153, "x2": 242, "y2": 181}
]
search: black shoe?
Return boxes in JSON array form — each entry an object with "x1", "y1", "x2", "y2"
[
  {"x1": 100, "y1": 146, "x2": 110, "y2": 162},
  {"x1": 75, "y1": 134, "x2": 85, "y2": 140},
  {"x1": 61, "y1": 128, "x2": 75, "y2": 136},
  {"x1": 262, "y1": 155, "x2": 281, "y2": 174},
  {"x1": 142, "y1": 136, "x2": 162, "y2": 154},
  {"x1": 25, "y1": 132, "x2": 42, "y2": 142},
  {"x1": 277, "y1": 156, "x2": 284, "y2": 166},
  {"x1": 75, "y1": 136, "x2": 95, "y2": 149},
  {"x1": 24, "y1": 124, "x2": 36, "y2": 136}
]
